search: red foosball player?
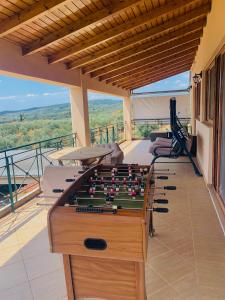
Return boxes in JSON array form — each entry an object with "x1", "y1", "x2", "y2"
[
  {"x1": 111, "y1": 177, "x2": 115, "y2": 185},
  {"x1": 140, "y1": 183, "x2": 145, "y2": 195},
  {"x1": 115, "y1": 184, "x2": 120, "y2": 193},
  {"x1": 110, "y1": 188, "x2": 115, "y2": 198},
  {"x1": 89, "y1": 187, "x2": 95, "y2": 198},
  {"x1": 131, "y1": 189, "x2": 137, "y2": 199},
  {"x1": 123, "y1": 177, "x2": 127, "y2": 187}
]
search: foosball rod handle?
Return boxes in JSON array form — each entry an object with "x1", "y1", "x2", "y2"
[
  {"x1": 154, "y1": 199, "x2": 169, "y2": 204},
  {"x1": 52, "y1": 188, "x2": 64, "y2": 193},
  {"x1": 156, "y1": 176, "x2": 168, "y2": 180},
  {"x1": 153, "y1": 207, "x2": 169, "y2": 213},
  {"x1": 65, "y1": 178, "x2": 76, "y2": 182},
  {"x1": 164, "y1": 185, "x2": 176, "y2": 190}
]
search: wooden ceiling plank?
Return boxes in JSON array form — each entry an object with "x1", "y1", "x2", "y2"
[
  {"x1": 108, "y1": 51, "x2": 195, "y2": 84},
  {"x1": 69, "y1": 4, "x2": 209, "y2": 70},
  {"x1": 0, "y1": 0, "x2": 70, "y2": 38},
  {"x1": 22, "y1": 0, "x2": 145, "y2": 55},
  {"x1": 106, "y1": 48, "x2": 197, "y2": 84},
  {"x1": 121, "y1": 64, "x2": 191, "y2": 89},
  {"x1": 82, "y1": 17, "x2": 206, "y2": 74},
  {"x1": 116, "y1": 55, "x2": 194, "y2": 85},
  {"x1": 92, "y1": 35, "x2": 200, "y2": 79},
  {"x1": 47, "y1": 0, "x2": 199, "y2": 63}
]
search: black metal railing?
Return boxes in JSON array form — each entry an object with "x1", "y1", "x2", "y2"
[
  {"x1": 131, "y1": 118, "x2": 190, "y2": 139},
  {"x1": 0, "y1": 123, "x2": 125, "y2": 212}
]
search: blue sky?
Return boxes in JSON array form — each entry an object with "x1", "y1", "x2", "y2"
[{"x1": 0, "y1": 71, "x2": 189, "y2": 112}]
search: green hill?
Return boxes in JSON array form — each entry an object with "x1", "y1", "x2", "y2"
[{"x1": 0, "y1": 99, "x2": 123, "y2": 150}]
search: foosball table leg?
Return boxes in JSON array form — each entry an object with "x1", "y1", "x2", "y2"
[{"x1": 149, "y1": 211, "x2": 155, "y2": 237}]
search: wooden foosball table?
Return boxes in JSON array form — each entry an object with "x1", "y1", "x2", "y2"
[{"x1": 47, "y1": 164, "x2": 170, "y2": 299}]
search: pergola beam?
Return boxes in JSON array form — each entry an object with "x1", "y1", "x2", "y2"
[
  {"x1": 121, "y1": 64, "x2": 191, "y2": 89},
  {"x1": 0, "y1": 0, "x2": 69, "y2": 38},
  {"x1": 47, "y1": 0, "x2": 197, "y2": 64},
  {"x1": 67, "y1": 6, "x2": 208, "y2": 70},
  {"x1": 92, "y1": 36, "x2": 200, "y2": 79},
  {"x1": 22, "y1": 0, "x2": 144, "y2": 56},
  {"x1": 111, "y1": 53, "x2": 195, "y2": 86},
  {"x1": 116, "y1": 56, "x2": 194, "y2": 86}
]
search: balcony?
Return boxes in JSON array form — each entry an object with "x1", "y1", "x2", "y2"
[{"x1": 0, "y1": 140, "x2": 225, "y2": 300}]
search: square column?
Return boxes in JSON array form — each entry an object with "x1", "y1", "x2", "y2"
[
  {"x1": 123, "y1": 96, "x2": 132, "y2": 141},
  {"x1": 70, "y1": 84, "x2": 90, "y2": 147}
]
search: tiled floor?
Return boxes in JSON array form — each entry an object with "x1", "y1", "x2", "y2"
[{"x1": 0, "y1": 140, "x2": 225, "y2": 300}]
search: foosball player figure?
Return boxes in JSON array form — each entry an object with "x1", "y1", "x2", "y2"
[
  {"x1": 123, "y1": 177, "x2": 127, "y2": 188},
  {"x1": 103, "y1": 183, "x2": 107, "y2": 194},
  {"x1": 140, "y1": 167, "x2": 144, "y2": 176},
  {"x1": 111, "y1": 177, "x2": 115, "y2": 186},
  {"x1": 131, "y1": 189, "x2": 137, "y2": 199},
  {"x1": 144, "y1": 167, "x2": 148, "y2": 174},
  {"x1": 134, "y1": 177, "x2": 139, "y2": 189},
  {"x1": 100, "y1": 177, "x2": 104, "y2": 189},
  {"x1": 115, "y1": 184, "x2": 120, "y2": 193},
  {"x1": 128, "y1": 183, "x2": 132, "y2": 193},
  {"x1": 89, "y1": 187, "x2": 95, "y2": 198},
  {"x1": 140, "y1": 183, "x2": 145, "y2": 195}
]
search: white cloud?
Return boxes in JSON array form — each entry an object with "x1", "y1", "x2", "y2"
[
  {"x1": 42, "y1": 91, "x2": 67, "y2": 96},
  {"x1": 0, "y1": 95, "x2": 17, "y2": 100},
  {"x1": 26, "y1": 93, "x2": 38, "y2": 97}
]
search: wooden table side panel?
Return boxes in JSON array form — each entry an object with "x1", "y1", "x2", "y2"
[
  {"x1": 70, "y1": 256, "x2": 145, "y2": 300},
  {"x1": 50, "y1": 208, "x2": 144, "y2": 262}
]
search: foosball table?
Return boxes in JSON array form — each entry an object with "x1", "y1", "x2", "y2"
[{"x1": 47, "y1": 164, "x2": 172, "y2": 300}]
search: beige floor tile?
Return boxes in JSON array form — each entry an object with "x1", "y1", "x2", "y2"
[
  {"x1": 0, "y1": 261, "x2": 28, "y2": 291},
  {"x1": 0, "y1": 245, "x2": 23, "y2": 267},
  {"x1": 148, "y1": 284, "x2": 182, "y2": 300},
  {"x1": 145, "y1": 266, "x2": 168, "y2": 295},
  {"x1": 150, "y1": 250, "x2": 193, "y2": 284},
  {"x1": 172, "y1": 272, "x2": 198, "y2": 299},
  {"x1": 24, "y1": 252, "x2": 63, "y2": 281},
  {"x1": 0, "y1": 282, "x2": 33, "y2": 300},
  {"x1": 148, "y1": 237, "x2": 171, "y2": 259},
  {"x1": 30, "y1": 269, "x2": 67, "y2": 300}
]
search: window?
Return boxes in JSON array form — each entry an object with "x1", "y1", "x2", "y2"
[
  {"x1": 195, "y1": 82, "x2": 201, "y2": 119},
  {"x1": 205, "y1": 64, "x2": 216, "y2": 121}
]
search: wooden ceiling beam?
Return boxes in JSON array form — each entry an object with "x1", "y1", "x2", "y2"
[
  {"x1": 120, "y1": 62, "x2": 191, "y2": 87},
  {"x1": 68, "y1": 7, "x2": 208, "y2": 70},
  {"x1": 122, "y1": 65, "x2": 191, "y2": 89},
  {"x1": 92, "y1": 36, "x2": 200, "y2": 79},
  {"x1": 0, "y1": 0, "x2": 69, "y2": 38},
  {"x1": 47, "y1": 0, "x2": 198, "y2": 64},
  {"x1": 116, "y1": 56, "x2": 194, "y2": 86},
  {"x1": 106, "y1": 48, "x2": 197, "y2": 84},
  {"x1": 72, "y1": 4, "x2": 209, "y2": 72},
  {"x1": 111, "y1": 53, "x2": 195, "y2": 86},
  {"x1": 22, "y1": 0, "x2": 145, "y2": 55}
]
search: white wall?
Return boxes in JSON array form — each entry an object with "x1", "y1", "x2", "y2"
[
  {"x1": 191, "y1": 0, "x2": 225, "y2": 184},
  {"x1": 131, "y1": 94, "x2": 190, "y2": 120}
]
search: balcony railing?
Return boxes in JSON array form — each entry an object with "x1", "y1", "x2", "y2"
[
  {"x1": 131, "y1": 118, "x2": 190, "y2": 139},
  {"x1": 0, "y1": 123, "x2": 125, "y2": 213}
]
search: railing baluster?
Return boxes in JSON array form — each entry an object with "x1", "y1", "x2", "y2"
[{"x1": 5, "y1": 154, "x2": 14, "y2": 212}]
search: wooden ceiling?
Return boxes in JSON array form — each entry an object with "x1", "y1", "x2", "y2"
[{"x1": 0, "y1": 0, "x2": 211, "y2": 91}]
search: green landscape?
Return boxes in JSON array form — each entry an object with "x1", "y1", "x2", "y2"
[{"x1": 0, "y1": 99, "x2": 123, "y2": 150}]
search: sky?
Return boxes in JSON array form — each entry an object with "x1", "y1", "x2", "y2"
[{"x1": 0, "y1": 71, "x2": 190, "y2": 112}]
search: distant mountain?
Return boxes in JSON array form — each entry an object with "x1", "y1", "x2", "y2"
[{"x1": 0, "y1": 99, "x2": 122, "y2": 123}]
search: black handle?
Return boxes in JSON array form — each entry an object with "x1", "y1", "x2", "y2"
[
  {"x1": 154, "y1": 199, "x2": 168, "y2": 204},
  {"x1": 164, "y1": 186, "x2": 176, "y2": 190},
  {"x1": 84, "y1": 238, "x2": 107, "y2": 250},
  {"x1": 154, "y1": 207, "x2": 169, "y2": 213},
  {"x1": 52, "y1": 188, "x2": 64, "y2": 193},
  {"x1": 65, "y1": 178, "x2": 76, "y2": 182},
  {"x1": 157, "y1": 176, "x2": 168, "y2": 180}
]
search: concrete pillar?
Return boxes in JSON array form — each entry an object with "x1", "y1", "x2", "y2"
[
  {"x1": 70, "y1": 84, "x2": 90, "y2": 147},
  {"x1": 123, "y1": 96, "x2": 132, "y2": 141}
]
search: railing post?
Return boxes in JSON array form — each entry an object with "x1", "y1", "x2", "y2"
[
  {"x1": 10, "y1": 156, "x2": 18, "y2": 202},
  {"x1": 36, "y1": 148, "x2": 41, "y2": 188},
  {"x1": 112, "y1": 126, "x2": 115, "y2": 142},
  {"x1": 5, "y1": 154, "x2": 14, "y2": 212},
  {"x1": 39, "y1": 143, "x2": 44, "y2": 175},
  {"x1": 106, "y1": 127, "x2": 109, "y2": 144}
]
